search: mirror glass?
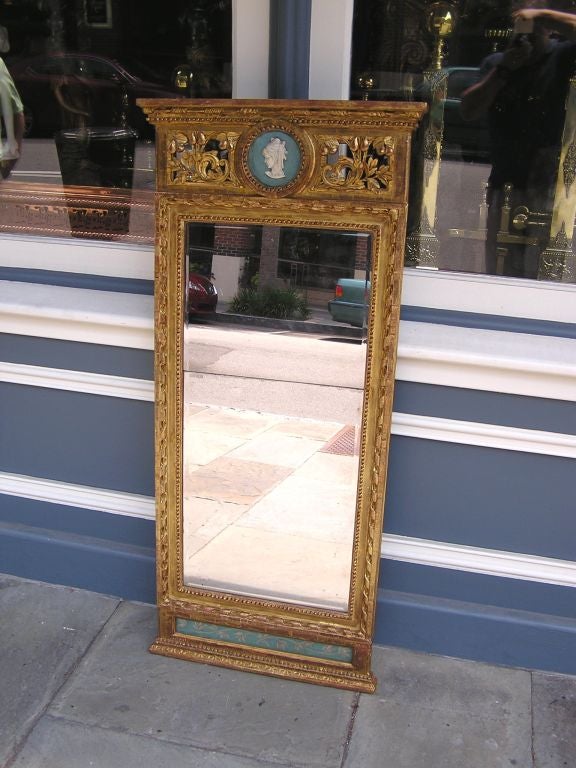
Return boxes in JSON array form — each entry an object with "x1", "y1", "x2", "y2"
[{"x1": 182, "y1": 222, "x2": 371, "y2": 611}]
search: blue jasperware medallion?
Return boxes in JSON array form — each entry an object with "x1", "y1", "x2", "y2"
[{"x1": 247, "y1": 130, "x2": 302, "y2": 189}]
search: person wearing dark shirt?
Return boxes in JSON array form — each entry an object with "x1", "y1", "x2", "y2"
[{"x1": 461, "y1": 6, "x2": 576, "y2": 278}]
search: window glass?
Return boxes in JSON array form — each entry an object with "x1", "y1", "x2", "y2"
[
  {"x1": 351, "y1": 0, "x2": 576, "y2": 284},
  {"x1": 0, "y1": 0, "x2": 232, "y2": 245}
]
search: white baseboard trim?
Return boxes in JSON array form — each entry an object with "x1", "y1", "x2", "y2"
[
  {"x1": 0, "y1": 282, "x2": 154, "y2": 350},
  {"x1": 402, "y1": 268, "x2": 576, "y2": 324},
  {"x1": 0, "y1": 471, "x2": 155, "y2": 520},
  {"x1": 2, "y1": 282, "x2": 574, "y2": 398},
  {"x1": 382, "y1": 533, "x2": 576, "y2": 589}
]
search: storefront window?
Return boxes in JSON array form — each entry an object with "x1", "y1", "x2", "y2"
[
  {"x1": 0, "y1": 0, "x2": 231, "y2": 244},
  {"x1": 351, "y1": 0, "x2": 576, "y2": 284}
]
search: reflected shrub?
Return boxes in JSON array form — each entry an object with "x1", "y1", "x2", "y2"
[{"x1": 229, "y1": 286, "x2": 310, "y2": 320}]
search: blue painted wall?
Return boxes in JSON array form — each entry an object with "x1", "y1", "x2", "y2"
[
  {"x1": 1, "y1": 326, "x2": 575, "y2": 673},
  {"x1": 0, "y1": 383, "x2": 154, "y2": 495},
  {"x1": 384, "y1": 436, "x2": 575, "y2": 561}
]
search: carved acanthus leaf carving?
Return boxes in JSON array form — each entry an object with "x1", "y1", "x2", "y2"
[
  {"x1": 168, "y1": 131, "x2": 240, "y2": 185},
  {"x1": 318, "y1": 135, "x2": 395, "y2": 193}
]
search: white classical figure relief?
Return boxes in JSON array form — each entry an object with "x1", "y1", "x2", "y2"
[{"x1": 262, "y1": 136, "x2": 287, "y2": 179}]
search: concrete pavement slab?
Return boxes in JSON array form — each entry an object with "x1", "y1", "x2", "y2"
[
  {"x1": 0, "y1": 575, "x2": 119, "y2": 765},
  {"x1": 49, "y1": 601, "x2": 357, "y2": 768},
  {"x1": 11, "y1": 716, "x2": 287, "y2": 768},
  {"x1": 532, "y1": 671, "x2": 576, "y2": 768},
  {"x1": 343, "y1": 645, "x2": 532, "y2": 768}
]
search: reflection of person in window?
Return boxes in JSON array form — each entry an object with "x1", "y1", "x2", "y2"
[
  {"x1": 0, "y1": 57, "x2": 24, "y2": 179},
  {"x1": 262, "y1": 137, "x2": 287, "y2": 179},
  {"x1": 460, "y1": 5, "x2": 576, "y2": 278},
  {"x1": 53, "y1": 71, "x2": 92, "y2": 132}
]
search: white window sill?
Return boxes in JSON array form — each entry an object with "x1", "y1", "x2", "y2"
[
  {"x1": 402, "y1": 268, "x2": 576, "y2": 325},
  {"x1": 0, "y1": 281, "x2": 154, "y2": 350}
]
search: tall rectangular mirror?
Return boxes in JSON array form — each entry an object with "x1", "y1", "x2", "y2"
[
  {"x1": 139, "y1": 100, "x2": 425, "y2": 691},
  {"x1": 183, "y1": 222, "x2": 370, "y2": 611}
]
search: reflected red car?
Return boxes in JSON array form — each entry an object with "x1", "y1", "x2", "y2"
[
  {"x1": 188, "y1": 273, "x2": 218, "y2": 319},
  {"x1": 8, "y1": 52, "x2": 177, "y2": 138}
]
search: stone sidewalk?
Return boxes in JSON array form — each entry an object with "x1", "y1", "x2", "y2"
[{"x1": 1, "y1": 573, "x2": 574, "y2": 767}]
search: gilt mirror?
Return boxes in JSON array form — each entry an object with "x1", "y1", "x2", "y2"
[{"x1": 139, "y1": 99, "x2": 426, "y2": 691}]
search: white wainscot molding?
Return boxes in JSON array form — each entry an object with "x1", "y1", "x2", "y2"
[
  {"x1": 397, "y1": 321, "x2": 576, "y2": 401},
  {"x1": 0, "y1": 471, "x2": 155, "y2": 520},
  {"x1": 2, "y1": 282, "x2": 574, "y2": 399},
  {"x1": 392, "y1": 413, "x2": 576, "y2": 459},
  {"x1": 3, "y1": 469, "x2": 574, "y2": 589},
  {"x1": 382, "y1": 534, "x2": 576, "y2": 589},
  {"x1": 0, "y1": 362, "x2": 154, "y2": 401}
]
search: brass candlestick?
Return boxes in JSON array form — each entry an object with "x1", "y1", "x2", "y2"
[{"x1": 427, "y1": 1, "x2": 456, "y2": 70}]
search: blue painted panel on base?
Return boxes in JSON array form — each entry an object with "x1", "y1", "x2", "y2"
[
  {"x1": 176, "y1": 618, "x2": 353, "y2": 662},
  {"x1": 0, "y1": 521, "x2": 156, "y2": 603},
  {"x1": 375, "y1": 588, "x2": 576, "y2": 676}
]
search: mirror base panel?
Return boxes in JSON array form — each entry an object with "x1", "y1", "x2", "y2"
[{"x1": 149, "y1": 636, "x2": 377, "y2": 693}]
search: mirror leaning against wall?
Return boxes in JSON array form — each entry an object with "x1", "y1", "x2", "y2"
[{"x1": 139, "y1": 98, "x2": 426, "y2": 691}]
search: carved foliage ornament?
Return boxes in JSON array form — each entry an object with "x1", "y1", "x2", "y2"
[
  {"x1": 318, "y1": 135, "x2": 395, "y2": 193},
  {"x1": 166, "y1": 126, "x2": 398, "y2": 197},
  {"x1": 168, "y1": 131, "x2": 240, "y2": 185}
]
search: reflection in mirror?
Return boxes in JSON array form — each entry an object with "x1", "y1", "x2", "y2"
[{"x1": 182, "y1": 223, "x2": 371, "y2": 611}]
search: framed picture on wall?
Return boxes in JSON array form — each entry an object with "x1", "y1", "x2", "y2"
[{"x1": 85, "y1": 0, "x2": 112, "y2": 28}]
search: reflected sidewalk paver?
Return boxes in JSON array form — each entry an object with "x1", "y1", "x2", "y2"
[{"x1": 182, "y1": 405, "x2": 358, "y2": 607}]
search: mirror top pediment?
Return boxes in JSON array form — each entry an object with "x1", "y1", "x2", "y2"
[
  {"x1": 138, "y1": 98, "x2": 427, "y2": 128},
  {"x1": 138, "y1": 98, "x2": 427, "y2": 200}
]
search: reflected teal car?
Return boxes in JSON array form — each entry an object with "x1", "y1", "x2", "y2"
[{"x1": 328, "y1": 278, "x2": 370, "y2": 328}]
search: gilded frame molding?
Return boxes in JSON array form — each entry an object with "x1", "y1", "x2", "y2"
[{"x1": 139, "y1": 99, "x2": 426, "y2": 692}]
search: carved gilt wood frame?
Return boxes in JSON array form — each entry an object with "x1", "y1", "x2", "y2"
[{"x1": 139, "y1": 99, "x2": 425, "y2": 692}]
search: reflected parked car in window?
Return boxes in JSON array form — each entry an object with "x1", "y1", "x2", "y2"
[
  {"x1": 188, "y1": 273, "x2": 218, "y2": 320},
  {"x1": 328, "y1": 278, "x2": 370, "y2": 328},
  {"x1": 8, "y1": 53, "x2": 177, "y2": 138}
]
